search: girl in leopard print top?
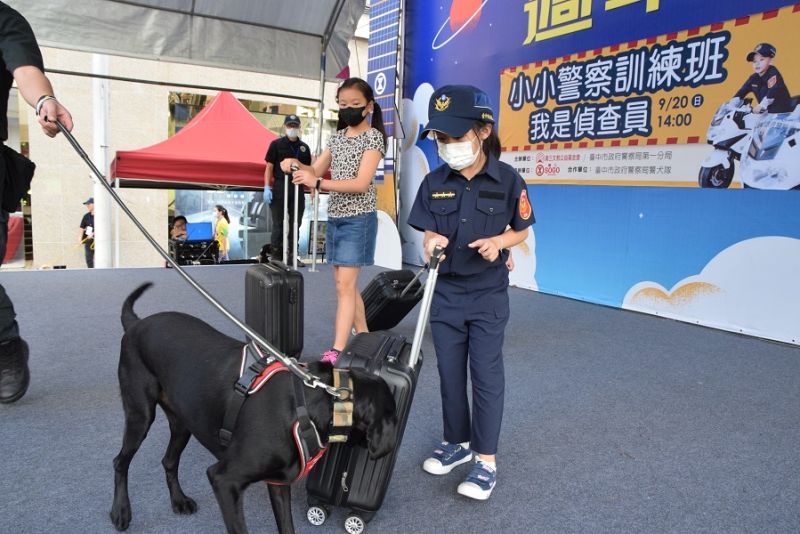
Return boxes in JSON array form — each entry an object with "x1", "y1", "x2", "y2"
[{"x1": 281, "y1": 78, "x2": 387, "y2": 363}]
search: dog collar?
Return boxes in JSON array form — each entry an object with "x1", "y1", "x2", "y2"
[{"x1": 329, "y1": 368, "x2": 354, "y2": 442}]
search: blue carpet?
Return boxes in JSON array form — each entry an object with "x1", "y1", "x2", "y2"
[{"x1": 0, "y1": 264, "x2": 798, "y2": 533}]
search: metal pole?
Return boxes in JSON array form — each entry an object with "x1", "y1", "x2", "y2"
[
  {"x1": 310, "y1": 43, "x2": 327, "y2": 272},
  {"x1": 92, "y1": 54, "x2": 112, "y2": 268}
]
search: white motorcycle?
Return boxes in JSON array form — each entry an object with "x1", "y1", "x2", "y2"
[
  {"x1": 699, "y1": 97, "x2": 759, "y2": 188},
  {"x1": 739, "y1": 97, "x2": 800, "y2": 190}
]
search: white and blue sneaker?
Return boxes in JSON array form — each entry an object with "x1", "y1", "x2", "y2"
[
  {"x1": 422, "y1": 441, "x2": 472, "y2": 475},
  {"x1": 456, "y1": 460, "x2": 497, "y2": 500}
]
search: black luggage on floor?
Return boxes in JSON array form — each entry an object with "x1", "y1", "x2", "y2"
[
  {"x1": 305, "y1": 252, "x2": 442, "y2": 533},
  {"x1": 362, "y1": 268, "x2": 423, "y2": 332},
  {"x1": 244, "y1": 260, "x2": 303, "y2": 358}
]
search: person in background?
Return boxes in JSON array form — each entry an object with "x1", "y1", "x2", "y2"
[
  {"x1": 281, "y1": 77, "x2": 386, "y2": 363},
  {"x1": 213, "y1": 204, "x2": 230, "y2": 262},
  {"x1": 78, "y1": 197, "x2": 94, "y2": 268},
  {"x1": 407, "y1": 85, "x2": 534, "y2": 501},
  {"x1": 0, "y1": 0, "x2": 74, "y2": 404},
  {"x1": 264, "y1": 114, "x2": 312, "y2": 266},
  {"x1": 170, "y1": 215, "x2": 187, "y2": 240}
]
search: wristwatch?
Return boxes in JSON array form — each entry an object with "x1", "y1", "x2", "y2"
[{"x1": 315, "y1": 177, "x2": 323, "y2": 191}]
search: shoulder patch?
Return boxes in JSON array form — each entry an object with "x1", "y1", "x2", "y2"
[
  {"x1": 768, "y1": 75, "x2": 777, "y2": 89},
  {"x1": 518, "y1": 190, "x2": 532, "y2": 221},
  {"x1": 431, "y1": 190, "x2": 456, "y2": 200},
  {"x1": 300, "y1": 146, "x2": 307, "y2": 152}
]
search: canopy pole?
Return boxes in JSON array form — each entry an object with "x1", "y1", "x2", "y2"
[
  {"x1": 310, "y1": 45, "x2": 326, "y2": 273},
  {"x1": 309, "y1": 0, "x2": 348, "y2": 272},
  {"x1": 92, "y1": 54, "x2": 112, "y2": 269}
]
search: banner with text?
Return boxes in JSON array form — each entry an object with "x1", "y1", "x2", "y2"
[{"x1": 500, "y1": 4, "x2": 800, "y2": 189}]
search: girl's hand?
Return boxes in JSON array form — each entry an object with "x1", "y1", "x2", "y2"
[
  {"x1": 424, "y1": 235, "x2": 448, "y2": 264},
  {"x1": 280, "y1": 158, "x2": 300, "y2": 172},
  {"x1": 291, "y1": 169, "x2": 316, "y2": 189},
  {"x1": 468, "y1": 237, "x2": 501, "y2": 262}
]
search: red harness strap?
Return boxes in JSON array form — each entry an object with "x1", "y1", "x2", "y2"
[{"x1": 245, "y1": 359, "x2": 327, "y2": 485}]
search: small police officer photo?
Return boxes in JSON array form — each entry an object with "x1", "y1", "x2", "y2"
[
  {"x1": 407, "y1": 85, "x2": 535, "y2": 500},
  {"x1": 732, "y1": 43, "x2": 792, "y2": 113}
]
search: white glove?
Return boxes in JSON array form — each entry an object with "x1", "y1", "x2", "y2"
[{"x1": 729, "y1": 97, "x2": 742, "y2": 107}]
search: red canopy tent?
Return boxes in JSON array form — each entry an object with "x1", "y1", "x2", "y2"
[{"x1": 110, "y1": 91, "x2": 279, "y2": 190}]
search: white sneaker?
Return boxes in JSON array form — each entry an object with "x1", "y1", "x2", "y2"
[
  {"x1": 422, "y1": 442, "x2": 472, "y2": 475},
  {"x1": 456, "y1": 460, "x2": 496, "y2": 500}
]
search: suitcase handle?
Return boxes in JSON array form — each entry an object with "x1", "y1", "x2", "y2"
[
  {"x1": 398, "y1": 265, "x2": 426, "y2": 299},
  {"x1": 408, "y1": 247, "x2": 443, "y2": 369}
]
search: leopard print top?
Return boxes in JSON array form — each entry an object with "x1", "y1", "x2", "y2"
[{"x1": 327, "y1": 127, "x2": 386, "y2": 218}]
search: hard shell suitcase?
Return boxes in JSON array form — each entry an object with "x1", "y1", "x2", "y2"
[
  {"x1": 244, "y1": 260, "x2": 303, "y2": 358},
  {"x1": 305, "y1": 251, "x2": 442, "y2": 532},
  {"x1": 361, "y1": 268, "x2": 424, "y2": 332}
]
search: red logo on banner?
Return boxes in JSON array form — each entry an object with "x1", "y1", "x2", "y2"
[
  {"x1": 519, "y1": 190, "x2": 532, "y2": 220},
  {"x1": 535, "y1": 164, "x2": 560, "y2": 176}
]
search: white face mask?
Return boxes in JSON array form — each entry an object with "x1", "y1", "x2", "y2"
[
  {"x1": 437, "y1": 137, "x2": 481, "y2": 170},
  {"x1": 285, "y1": 128, "x2": 300, "y2": 139}
]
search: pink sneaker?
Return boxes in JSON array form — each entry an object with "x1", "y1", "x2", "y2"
[{"x1": 320, "y1": 348, "x2": 340, "y2": 365}]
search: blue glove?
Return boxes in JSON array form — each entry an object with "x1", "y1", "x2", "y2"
[{"x1": 264, "y1": 187, "x2": 273, "y2": 204}]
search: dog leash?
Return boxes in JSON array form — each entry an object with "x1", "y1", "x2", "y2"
[{"x1": 55, "y1": 121, "x2": 342, "y2": 398}]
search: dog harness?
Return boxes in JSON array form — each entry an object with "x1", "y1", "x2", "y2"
[{"x1": 219, "y1": 344, "x2": 351, "y2": 483}]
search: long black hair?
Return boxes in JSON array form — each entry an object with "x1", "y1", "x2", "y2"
[
  {"x1": 336, "y1": 77, "x2": 387, "y2": 149},
  {"x1": 214, "y1": 205, "x2": 230, "y2": 223}
]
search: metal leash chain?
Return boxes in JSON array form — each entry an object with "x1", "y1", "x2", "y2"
[{"x1": 55, "y1": 121, "x2": 342, "y2": 398}]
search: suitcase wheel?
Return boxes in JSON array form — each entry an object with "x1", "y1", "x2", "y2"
[
  {"x1": 343, "y1": 513, "x2": 367, "y2": 534},
  {"x1": 307, "y1": 505, "x2": 329, "y2": 527}
]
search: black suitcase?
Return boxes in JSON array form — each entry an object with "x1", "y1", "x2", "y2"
[
  {"x1": 244, "y1": 260, "x2": 303, "y2": 358},
  {"x1": 305, "y1": 252, "x2": 442, "y2": 533},
  {"x1": 362, "y1": 268, "x2": 424, "y2": 332}
]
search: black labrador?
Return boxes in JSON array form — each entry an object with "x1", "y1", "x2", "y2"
[{"x1": 110, "y1": 283, "x2": 397, "y2": 533}]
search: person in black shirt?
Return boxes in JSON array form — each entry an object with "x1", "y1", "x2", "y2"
[
  {"x1": 264, "y1": 114, "x2": 312, "y2": 266},
  {"x1": 78, "y1": 197, "x2": 94, "y2": 268},
  {"x1": 0, "y1": 1, "x2": 74, "y2": 404},
  {"x1": 733, "y1": 43, "x2": 793, "y2": 114}
]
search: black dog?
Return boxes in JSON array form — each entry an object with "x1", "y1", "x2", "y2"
[{"x1": 110, "y1": 283, "x2": 397, "y2": 533}]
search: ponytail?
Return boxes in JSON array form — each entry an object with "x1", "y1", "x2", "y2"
[{"x1": 214, "y1": 204, "x2": 230, "y2": 224}]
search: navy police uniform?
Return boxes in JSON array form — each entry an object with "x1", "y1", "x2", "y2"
[
  {"x1": 735, "y1": 43, "x2": 793, "y2": 113},
  {"x1": 407, "y1": 85, "x2": 535, "y2": 455},
  {"x1": 265, "y1": 115, "x2": 312, "y2": 255}
]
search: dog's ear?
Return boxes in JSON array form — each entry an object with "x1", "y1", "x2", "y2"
[{"x1": 349, "y1": 368, "x2": 398, "y2": 460}]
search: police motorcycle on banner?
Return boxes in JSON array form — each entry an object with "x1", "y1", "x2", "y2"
[
  {"x1": 698, "y1": 97, "x2": 758, "y2": 188},
  {"x1": 739, "y1": 97, "x2": 800, "y2": 190},
  {"x1": 699, "y1": 96, "x2": 800, "y2": 189}
]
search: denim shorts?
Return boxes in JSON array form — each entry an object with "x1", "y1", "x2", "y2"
[{"x1": 326, "y1": 211, "x2": 377, "y2": 267}]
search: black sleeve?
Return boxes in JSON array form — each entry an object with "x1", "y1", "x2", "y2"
[
  {"x1": 79, "y1": 214, "x2": 88, "y2": 229},
  {"x1": 265, "y1": 140, "x2": 278, "y2": 164},
  {"x1": 0, "y1": 5, "x2": 45, "y2": 73},
  {"x1": 299, "y1": 142, "x2": 312, "y2": 165},
  {"x1": 734, "y1": 75, "x2": 755, "y2": 99}
]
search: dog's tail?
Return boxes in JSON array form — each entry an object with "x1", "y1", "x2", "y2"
[{"x1": 122, "y1": 282, "x2": 152, "y2": 332}]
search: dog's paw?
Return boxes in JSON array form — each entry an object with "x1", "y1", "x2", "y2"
[
  {"x1": 110, "y1": 504, "x2": 132, "y2": 531},
  {"x1": 171, "y1": 495, "x2": 198, "y2": 515}
]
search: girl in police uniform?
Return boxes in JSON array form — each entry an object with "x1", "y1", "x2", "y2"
[
  {"x1": 281, "y1": 78, "x2": 387, "y2": 363},
  {"x1": 408, "y1": 85, "x2": 534, "y2": 500}
]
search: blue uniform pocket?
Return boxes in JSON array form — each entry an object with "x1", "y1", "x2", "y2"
[
  {"x1": 474, "y1": 198, "x2": 507, "y2": 236},
  {"x1": 432, "y1": 199, "x2": 459, "y2": 236}
]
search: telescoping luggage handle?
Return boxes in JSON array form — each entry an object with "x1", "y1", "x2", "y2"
[
  {"x1": 408, "y1": 246, "x2": 443, "y2": 369},
  {"x1": 55, "y1": 121, "x2": 342, "y2": 399}
]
